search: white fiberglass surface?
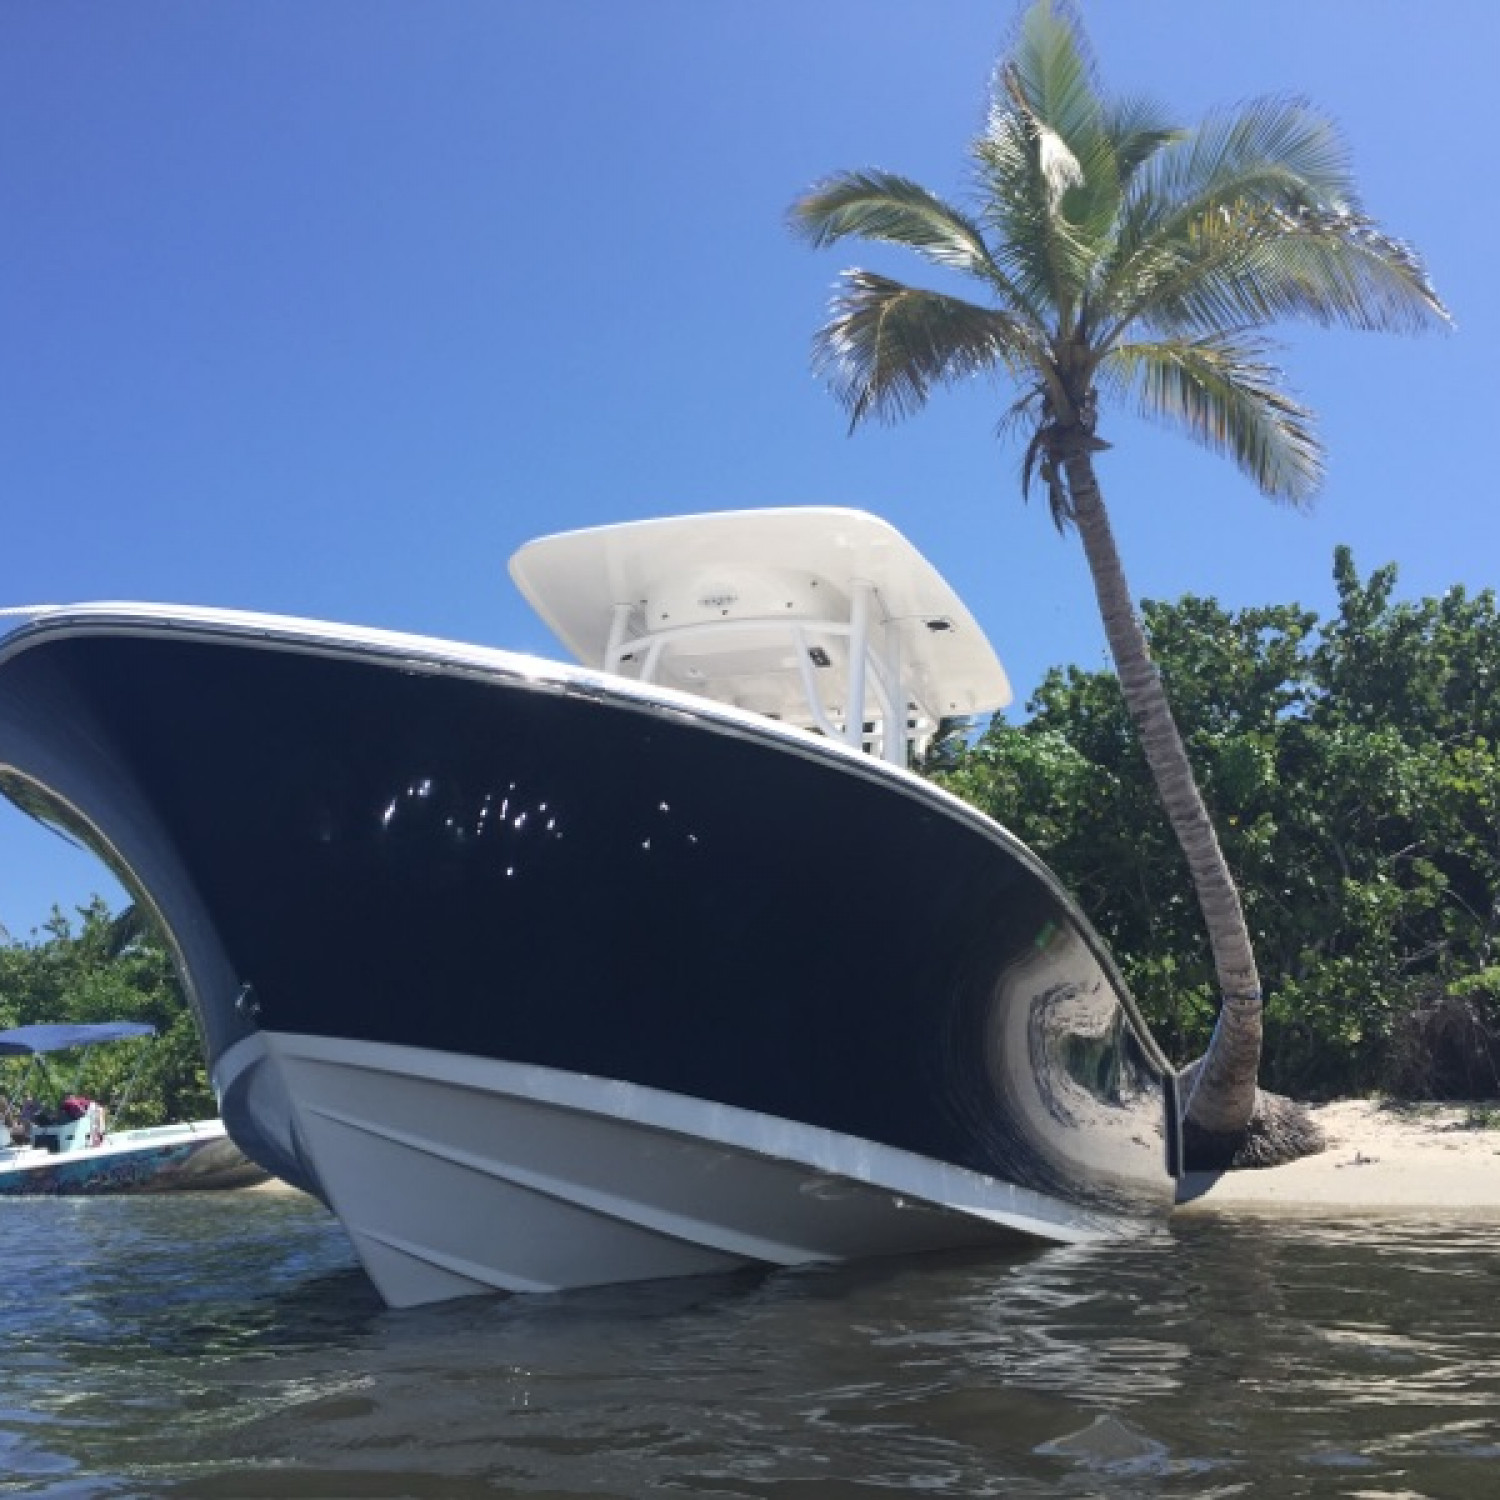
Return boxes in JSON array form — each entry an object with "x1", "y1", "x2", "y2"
[{"x1": 216, "y1": 1031, "x2": 1113, "y2": 1306}]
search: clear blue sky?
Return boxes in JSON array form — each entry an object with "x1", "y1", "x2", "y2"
[{"x1": 0, "y1": 1, "x2": 1491, "y2": 937}]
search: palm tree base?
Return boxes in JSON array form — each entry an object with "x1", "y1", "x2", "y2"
[{"x1": 1182, "y1": 1089, "x2": 1327, "y2": 1171}]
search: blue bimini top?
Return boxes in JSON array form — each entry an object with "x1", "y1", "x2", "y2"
[{"x1": 0, "y1": 1022, "x2": 156, "y2": 1057}]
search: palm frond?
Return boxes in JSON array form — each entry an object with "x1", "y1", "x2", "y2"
[
  {"x1": 1231, "y1": 205, "x2": 1450, "y2": 333},
  {"x1": 1004, "y1": 0, "x2": 1103, "y2": 154},
  {"x1": 1102, "y1": 151, "x2": 1449, "y2": 345},
  {"x1": 977, "y1": 8, "x2": 1190, "y2": 339},
  {"x1": 999, "y1": 62, "x2": 1083, "y2": 210},
  {"x1": 789, "y1": 171, "x2": 1000, "y2": 280},
  {"x1": 1020, "y1": 422, "x2": 1075, "y2": 532},
  {"x1": 1101, "y1": 333, "x2": 1323, "y2": 502},
  {"x1": 1183, "y1": 97, "x2": 1357, "y2": 204},
  {"x1": 812, "y1": 271, "x2": 1043, "y2": 427},
  {"x1": 1100, "y1": 97, "x2": 1360, "y2": 325},
  {"x1": 977, "y1": 1, "x2": 1112, "y2": 327},
  {"x1": 1120, "y1": 199, "x2": 1449, "y2": 341},
  {"x1": 995, "y1": 383, "x2": 1045, "y2": 446},
  {"x1": 1099, "y1": 95, "x2": 1183, "y2": 189},
  {"x1": 970, "y1": 118, "x2": 1068, "y2": 318}
]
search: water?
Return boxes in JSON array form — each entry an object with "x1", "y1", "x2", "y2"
[{"x1": 1, "y1": 1193, "x2": 1497, "y2": 1498}]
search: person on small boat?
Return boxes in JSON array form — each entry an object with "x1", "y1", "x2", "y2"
[{"x1": 3, "y1": 1095, "x2": 43, "y2": 1146}]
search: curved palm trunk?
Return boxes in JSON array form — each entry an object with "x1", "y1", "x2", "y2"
[{"x1": 1061, "y1": 448, "x2": 1262, "y2": 1138}]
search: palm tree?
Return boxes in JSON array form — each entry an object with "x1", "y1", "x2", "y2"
[{"x1": 790, "y1": 0, "x2": 1448, "y2": 1167}]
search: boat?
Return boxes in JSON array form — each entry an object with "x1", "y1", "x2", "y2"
[
  {"x1": 0, "y1": 507, "x2": 1179, "y2": 1304},
  {"x1": 0, "y1": 1021, "x2": 267, "y2": 1194}
]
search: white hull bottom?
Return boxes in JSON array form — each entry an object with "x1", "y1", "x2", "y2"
[{"x1": 217, "y1": 1032, "x2": 1120, "y2": 1309}]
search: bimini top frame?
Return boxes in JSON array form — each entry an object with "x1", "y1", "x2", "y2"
[{"x1": 509, "y1": 508, "x2": 1013, "y2": 765}]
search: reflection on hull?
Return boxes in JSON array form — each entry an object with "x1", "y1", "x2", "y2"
[{"x1": 0, "y1": 609, "x2": 1179, "y2": 1305}]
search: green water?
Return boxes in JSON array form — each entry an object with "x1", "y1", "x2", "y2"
[{"x1": 1, "y1": 1193, "x2": 1496, "y2": 1496}]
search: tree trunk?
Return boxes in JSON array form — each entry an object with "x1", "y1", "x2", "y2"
[{"x1": 1060, "y1": 448, "x2": 1263, "y2": 1141}]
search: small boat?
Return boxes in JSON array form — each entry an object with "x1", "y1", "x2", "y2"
[
  {"x1": 0, "y1": 508, "x2": 1179, "y2": 1303},
  {"x1": 0, "y1": 1021, "x2": 266, "y2": 1195}
]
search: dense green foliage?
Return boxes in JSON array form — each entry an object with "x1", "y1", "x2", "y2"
[
  {"x1": 937, "y1": 550, "x2": 1500, "y2": 1100},
  {"x1": 0, "y1": 899, "x2": 214, "y2": 1126}
]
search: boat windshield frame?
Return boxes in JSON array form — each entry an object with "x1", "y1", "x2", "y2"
[{"x1": 601, "y1": 578, "x2": 923, "y2": 764}]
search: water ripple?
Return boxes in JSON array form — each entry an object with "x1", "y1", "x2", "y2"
[{"x1": 1, "y1": 1200, "x2": 1499, "y2": 1496}]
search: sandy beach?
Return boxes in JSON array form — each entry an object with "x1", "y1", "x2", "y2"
[{"x1": 1176, "y1": 1098, "x2": 1500, "y2": 1216}]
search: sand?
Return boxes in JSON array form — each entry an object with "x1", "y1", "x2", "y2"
[{"x1": 1176, "y1": 1099, "x2": 1500, "y2": 1217}]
